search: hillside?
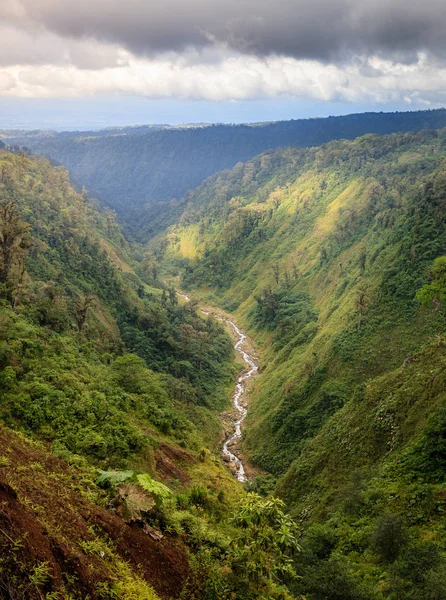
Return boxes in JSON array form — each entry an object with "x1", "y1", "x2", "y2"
[
  {"x1": 0, "y1": 424, "x2": 189, "y2": 599},
  {"x1": 160, "y1": 129, "x2": 446, "y2": 598},
  {"x1": 5, "y1": 109, "x2": 446, "y2": 239},
  {"x1": 4, "y1": 126, "x2": 446, "y2": 598},
  {"x1": 0, "y1": 149, "x2": 309, "y2": 600}
]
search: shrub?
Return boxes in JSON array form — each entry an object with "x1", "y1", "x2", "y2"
[
  {"x1": 371, "y1": 513, "x2": 409, "y2": 563},
  {"x1": 189, "y1": 485, "x2": 210, "y2": 508}
]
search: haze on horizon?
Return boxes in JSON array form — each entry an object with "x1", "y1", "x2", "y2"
[{"x1": 2, "y1": 0, "x2": 446, "y2": 128}]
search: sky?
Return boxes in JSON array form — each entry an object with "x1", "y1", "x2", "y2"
[{"x1": 2, "y1": 0, "x2": 446, "y2": 129}]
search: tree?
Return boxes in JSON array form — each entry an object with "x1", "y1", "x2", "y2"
[
  {"x1": 168, "y1": 285, "x2": 178, "y2": 306},
  {"x1": 320, "y1": 247, "x2": 328, "y2": 264},
  {"x1": 0, "y1": 200, "x2": 31, "y2": 302},
  {"x1": 144, "y1": 251, "x2": 158, "y2": 280},
  {"x1": 74, "y1": 294, "x2": 96, "y2": 332},
  {"x1": 356, "y1": 285, "x2": 369, "y2": 330},
  {"x1": 226, "y1": 494, "x2": 301, "y2": 597},
  {"x1": 358, "y1": 249, "x2": 367, "y2": 273},
  {"x1": 371, "y1": 513, "x2": 408, "y2": 563},
  {"x1": 416, "y1": 256, "x2": 446, "y2": 310}
]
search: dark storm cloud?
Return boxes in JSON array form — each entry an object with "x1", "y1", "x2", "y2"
[{"x1": 2, "y1": 0, "x2": 446, "y2": 64}]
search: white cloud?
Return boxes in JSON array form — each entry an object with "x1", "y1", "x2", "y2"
[{"x1": 1, "y1": 51, "x2": 446, "y2": 107}]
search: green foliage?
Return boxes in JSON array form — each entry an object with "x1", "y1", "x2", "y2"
[
  {"x1": 6, "y1": 121, "x2": 446, "y2": 599},
  {"x1": 301, "y1": 523, "x2": 339, "y2": 560},
  {"x1": 292, "y1": 558, "x2": 374, "y2": 600},
  {"x1": 244, "y1": 474, "x2": 277, "y2": 497},
  {"x1": 370, "y1": 513, "x2": 409, "y2": 563},
  {"x1": 404, "y1": 403, "x2": 446, "y2": 481},
  {"x1": 29, "y1": 561, "x2": 51, "y2": 587},
  {"x1": 97, "y1": 470, "x2": 134, "y2": 487},
  {"x1": 0, "y1": 150, "x2": 235, "y2": 464},
  {"x1": 189, "y1": 485, "x2": 210, "y2": 508},
  {"x1": 136, "y1": 474, "x2": 172, "y2": 507},
  {"x1": 0, "y1": 199, "x2": 31, "y2": 303},
  {"x1": 182, "y1": 493, "x2": 301, "y2": 600},
  {"x1": 162, "y1": 128, "x2": 446, "y2": 598},
  {"x1": 416, "y1": 255, "x2": 446, "y2": 309},
  {"x1": 227, "y1": 494, "x2": 301, "y2": 594},
  {"x1": 0, "y1": 148, "x2": 311, "y2": 600},
  {"x1": 253, "y1": 286, "x2": 318, "y2": 350}
]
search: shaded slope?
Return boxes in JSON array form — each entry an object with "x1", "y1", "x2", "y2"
[
  {"x1": 0, "y1": 148, "x2": 235, "y2": 462},
  {"x1": 5, "y1": 109, "x2": 446, "y2": 239}
]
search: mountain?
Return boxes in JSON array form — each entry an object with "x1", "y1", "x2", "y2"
[
  {"x1": 4, "y1": 109, "x2": 446, "y2": 240},
  {"x1": 0, "y1": 148, "x2": 307, "y2": 600},
  {"x1": 160, "y1": 128, "x2": 446, "y2": 598},
  {"x1": 4, "y1": 121, "x2": 446, "y2": 598}
]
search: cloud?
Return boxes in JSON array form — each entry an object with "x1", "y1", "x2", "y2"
[
  {"x1": 0, "y1": 24, "x2": 129, "y2": 69},
  {"x1": 2, "y1": 0, "x2": 446, "y2": 64},
  {"x1": 2, "y1": 51, "x2": 446, "y2": 108},
  {"x1": 1, "y1": 0, "x2": 446, "y2": 107}
]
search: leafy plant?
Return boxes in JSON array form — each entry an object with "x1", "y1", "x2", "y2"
[
  {"x1": 97, "y1": 470, "x2": 134, "y2": 488},
  {"x1": 136, "y1": 474, "x2": 172, "y2": 508},
  {"x1": 371, "y1": 513, "x2": 409, "y2": 563}
]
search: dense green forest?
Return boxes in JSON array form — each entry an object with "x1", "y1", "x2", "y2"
[
  {"x1": 0, "y1": 149, "x2": 305, "y2": 599},
  {"x1": 160, "y1": 128, "x2": 446, "y2": 599},
  {"x1": 3, "y1": 122, "x2": 446, "y2": 599},
  {"x1": 4, "y1": 109, "x2": 446, "y2": 240}
]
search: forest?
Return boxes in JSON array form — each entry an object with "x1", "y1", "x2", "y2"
[
  {"x1": 0, "y1": 149, "x2": 305, "y2": 599},
  {"x1": 159, "y1": 128, "x2": 446, "y2": 599},
  {"x1": 4, "y1": 109, "x2": 446, "y2": 240},
  {"x1": 2, "y1": 120, "x2": 446, "y2": 599}
]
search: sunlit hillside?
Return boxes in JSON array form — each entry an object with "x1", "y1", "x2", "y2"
[{"x1": 160, "y1": 129, "x2": 446, "y2": 598}]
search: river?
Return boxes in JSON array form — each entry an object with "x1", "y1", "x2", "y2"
[{"x1": 177, "y1": 292, "x2": 258, "y2": 482}]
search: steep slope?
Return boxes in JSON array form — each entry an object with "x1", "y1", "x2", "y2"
[
  {"x1": 0, "y1": 149, "x2": 225, "y2": 597},
  {"x1": 0, "y1": 425, "x2": 188, "y2": 599},
  {"x1": 161, "y1": 129, "x2": 446, "y2": 598},
  {"x1": 0, "y1": 149, "x2": 307, "y2": 600},
  {"x1": 0, "y1": 149, "x2": 237, "y2": 455},
  {"x1": 5, "y1": 109, "x2": 446, "y2": 239}
]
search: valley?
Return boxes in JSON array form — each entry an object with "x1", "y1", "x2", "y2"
[
  {"x1": 178, "y1": 291, "x2": 259, "y2": 482},
  {"x1": 159, "y1": 128, "x2": 446, "y2": 598},
  {"x1": 4, "y1": 0, "x2": 446, "y2": 596},
  {"x1": 1, "y1": 119, "x2": 446, "y2": 599},
  {"x1": 5, "y1": 108, "x2": 446, "y2": 240}
]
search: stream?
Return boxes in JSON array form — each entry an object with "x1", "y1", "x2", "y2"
[{"x1": 177, "y1": 292, "x2": 258, "y2": 482}]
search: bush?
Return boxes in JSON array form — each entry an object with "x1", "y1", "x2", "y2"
[
  {"x1": 244, "y1": 474, "x2": 277, "y2": 497},
  {"x1": 189, "y1": 485, "x2": 210, "y2": 508},
  {"x1": 293, "y1": 559, "x2": 374, "y2": 600},
  {"x1": 371, "y1": 513, "x2": 409, "y2": 563},
  {"x1": 302, "y1": 523, "x2": 339, "y2": 560}
]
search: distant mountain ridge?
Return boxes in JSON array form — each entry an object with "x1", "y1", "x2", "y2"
[{"x1": 4, "y1": 108, "x2": 446, "y2": 239}]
